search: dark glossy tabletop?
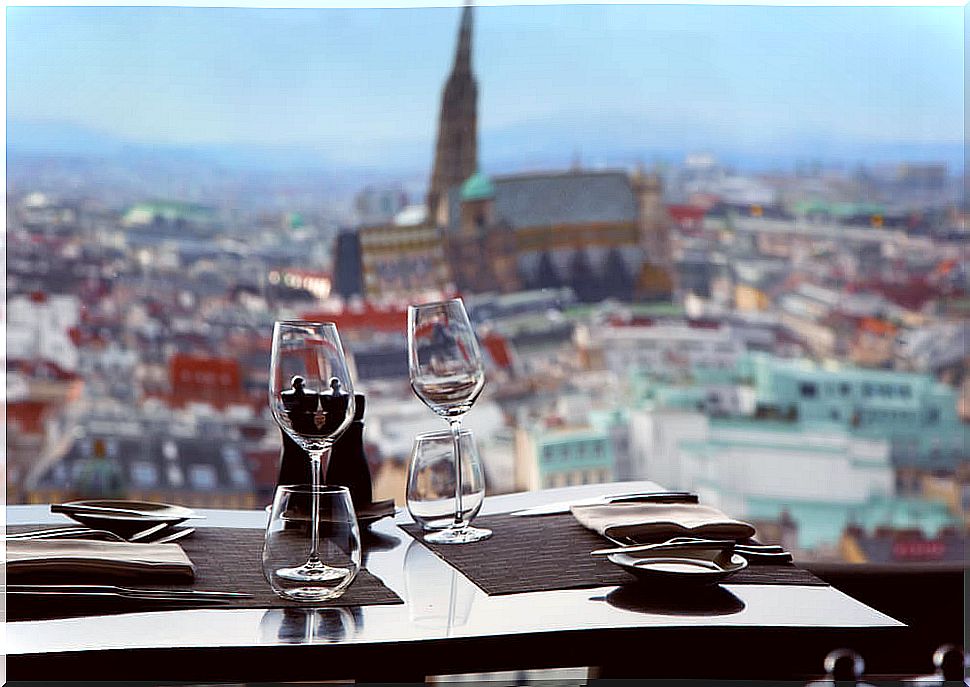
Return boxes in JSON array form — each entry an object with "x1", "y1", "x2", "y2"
[{"x1": 5, "y1": 482, "x2": 909, "y2": 682}]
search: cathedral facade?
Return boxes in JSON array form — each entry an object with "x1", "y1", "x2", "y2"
[{"x1": 353, "y1": 5, "x2": 673, "y2": 302}]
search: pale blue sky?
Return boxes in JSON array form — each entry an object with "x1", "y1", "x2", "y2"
[{"x1": 6, "y1": 4, "x2": 965, "y2": 165}]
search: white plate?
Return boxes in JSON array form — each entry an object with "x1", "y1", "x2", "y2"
[
  {"x1": 58, "y1": 499, "x2": 198, "y2": 535},
  {"x1": 608, "y1": 545, "x2": 747, "y2": 586}
]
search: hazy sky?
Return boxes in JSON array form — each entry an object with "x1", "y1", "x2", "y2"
[{"x1": 6, "y1": 4, "x2": 965, "y2": 164}]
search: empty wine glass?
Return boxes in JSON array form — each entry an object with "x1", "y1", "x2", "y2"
[
  {"x1": 407, "y1": 298, "x2": 491, "y2": 544},
  {"x1": 269, "y1": 321, "x2": 356, "y2": 586}
]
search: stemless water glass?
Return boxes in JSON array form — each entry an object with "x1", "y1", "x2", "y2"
[
  {"x1": 268, "y1": 321, "x2": 356, "y2": 587},
  {"x1": 407, "y1": 429, "x2": 486, "y2": 532},
  {"x1": 407, "y1": 298, "x2": 491, "y2": 544},
  {"x1": 263, "y1": 485, "x2": 361, "y2": 602}
]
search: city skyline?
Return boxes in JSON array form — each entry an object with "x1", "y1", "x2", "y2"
[{"x1": 7, "y1": 4, "x2": 966, "y2": 172}]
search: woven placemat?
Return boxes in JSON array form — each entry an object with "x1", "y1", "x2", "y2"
[
  {"x1": 399, "y1": 513, "x2": 826, "y2": 596},
  {"x1": 7, "y1": 526, "x2": 402, "y2": 622}
]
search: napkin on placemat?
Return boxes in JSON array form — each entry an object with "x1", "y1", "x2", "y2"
[
  {"x1": 571, "y1": 501, "x2": 756, "y2": 543},
  {"x1": 6, "y1": 539, "x2": 196, "y2": 582}
]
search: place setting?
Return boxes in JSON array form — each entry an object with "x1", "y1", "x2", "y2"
[
  {"x1": 389, "y1": 301, "x2": 818, "y2": 597},
  {"x1": 6, "y1": 320, "x2": 413, "y2": 621}
]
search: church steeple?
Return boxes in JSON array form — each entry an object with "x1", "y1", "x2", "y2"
[
  {"x1": 427, "y1": 4, "x2": 478, "y2": 227},
  {"x1": 453, "y1": 4, "x2": 473, "y2": 74}
]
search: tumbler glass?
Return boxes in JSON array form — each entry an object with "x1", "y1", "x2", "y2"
[
  {"x1": 263, "y1": 485, "x2": 361, "y2": 602},
  {"x1": 406, "y1": 429, "x2": 486, "y2": 534}
]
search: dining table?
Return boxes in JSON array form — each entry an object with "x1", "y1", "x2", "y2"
[{"x1": 6, "y1": 481, "x2": 918, "y2": 683}]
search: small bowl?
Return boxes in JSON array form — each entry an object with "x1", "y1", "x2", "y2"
[
  {"x1": 608, "y1": 545, "x2": 748, "y2": 586},
  {"x1": 59, "y1": 499, "x2": 197, "y2": 537}
]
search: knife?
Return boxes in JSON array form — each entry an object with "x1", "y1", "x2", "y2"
[
  {"x1": 509, "y1": 491, "x2": 699, "y2": 517},
  {"x1": 8, "y1": 584, "x2": 251, "y2": 600},
  {"x1": 591, "y1": 540, "x2": 793, "y2": 563}
]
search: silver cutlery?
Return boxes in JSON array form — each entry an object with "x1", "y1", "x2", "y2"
[
  {"x1": 7, "y1": 584, "x2": 250, "y2": 601},
  {"x1": 7, "y1": 526, "x2": 92, "y2": 539},
  {"x1": 153, "y1": 527, "x2": 196, "y2": 544},
  {"x1": 8, "y1": 523, "x2": 178, "y2": 543},
  {"x1": 8, "y1": 527, "x2": 129, "y2": 542},
  {"x1": 592, "y1": 539, "x2": 793, "y2": 563},
  {"x1": 509, "y1": 491, "x2": 699, "y2": 517},
  {"x1": 128, "y1": 522, "x2": 173, "y2": 542}
]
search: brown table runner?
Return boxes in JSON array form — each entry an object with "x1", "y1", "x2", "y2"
[
  {"x1": 399, "y1": 513, "x2": 826, "y2": 596},
  {"x1": 7, "y1": 526, "x2": 402, "y2": 622}
]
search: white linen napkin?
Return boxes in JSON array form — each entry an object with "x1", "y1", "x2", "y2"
[
  {"x1": 571, "y1": 501, "x2": 756, "y2": 543},
  {"x1": 6, "y1": 539, "x2": 196, "y2": 581}
]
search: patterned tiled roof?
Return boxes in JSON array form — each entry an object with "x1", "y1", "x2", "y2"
[{"x1": 446, "y1": 170, "x2": 637, "y2": 232}]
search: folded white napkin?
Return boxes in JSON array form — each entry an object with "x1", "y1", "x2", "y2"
[
  {"x1": 6, "y1": 539, "x2": 196, "y2": 582},
  {"x1": 571, "y1": 501, "x2": 756, "y2": 543}
]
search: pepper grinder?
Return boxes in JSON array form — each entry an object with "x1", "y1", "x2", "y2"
[
  {"x1": 274, "y1": 391, "x2": 372, "y2": 512},
  {"x1": 325, "y1": 392, "x2": 373, "y2": 511}
]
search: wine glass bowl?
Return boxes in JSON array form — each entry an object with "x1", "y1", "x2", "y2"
[
  {"x1": 268, "y1": 321, "x2": 357, "y2": 590},
  {"x1": 408, "y1": 300, "x2": 485, "y2": 418},
  {"x1": 407, "y1": 299, "x2": 491, "y2": 544}
]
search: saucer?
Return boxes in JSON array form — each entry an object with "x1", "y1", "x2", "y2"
[
  {"x1": 608, "y1": 545, "x2": 747, "y2": 586},
  {"x1": 56, "y1": 499, "x2": 198, "y2": 537}
]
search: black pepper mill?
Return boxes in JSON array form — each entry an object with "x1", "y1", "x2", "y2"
[
  {"x1": 274, "y1": 390, "x2": 373, "y2": 513},
  {"x1": 325, "y1": 393, "x2": 373, "y2": 511}
]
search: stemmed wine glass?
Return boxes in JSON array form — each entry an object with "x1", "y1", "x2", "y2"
[
  {"x1": 407, "y1": 298, "x2": 491, "y2": 544},
  {"x1": 269, "y1": 321, "x2": 356, "y2": 583}
]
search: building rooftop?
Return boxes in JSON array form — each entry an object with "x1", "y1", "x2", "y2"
[
  {"x1": 446, "y1": 169, "x2": 637, "y2": 231},
  {"x1": 461, "y1": 171, "x2": 495, "y2": 201}
]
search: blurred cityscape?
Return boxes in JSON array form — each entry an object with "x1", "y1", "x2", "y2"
[{"x1": 6, "y1": 6, "x2": 968, "y2": 565}]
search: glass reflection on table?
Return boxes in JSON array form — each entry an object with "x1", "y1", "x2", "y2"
[
  {"x1": 257, "y1": 606, "x2": 363, "y2": 645},
  {"x1": 404, "y1": 539, "x2": 476, "y2": 631}
]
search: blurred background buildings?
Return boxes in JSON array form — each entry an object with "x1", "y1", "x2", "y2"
[{"x1": 6, "y1": 4, "x2": 968, "y2": 565}]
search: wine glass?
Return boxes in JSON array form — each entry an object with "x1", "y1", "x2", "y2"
[
  {"x1": 269, "y1": 321, "x2": 356, "y2": 585},
  {"x1": 407, "y1": 298, "x2": 491, "y2": 544}
]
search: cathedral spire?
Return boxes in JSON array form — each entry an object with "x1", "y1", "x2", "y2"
[
  {"x1": 427, "y1": 4, "x2": 478, "y2": 227},
  {"x1": 454, "y1": 4, "x2": 473, "y2": 73}
]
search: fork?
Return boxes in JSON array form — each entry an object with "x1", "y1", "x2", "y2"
[
  {"x1": 8, "y1": 584, "x2": 250, "y2": 601},
  {"x1": 7, "y1": 522, "x2": 172, "y2": 543}
]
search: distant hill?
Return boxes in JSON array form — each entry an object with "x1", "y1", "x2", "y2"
[{"x1": 7, "y1": 117, "x2": 965, "y2": 183}]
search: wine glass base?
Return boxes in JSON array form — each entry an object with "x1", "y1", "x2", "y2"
[
  {"x1": 275, "y1": 586, "x2": 351, "y2": 602},
  {"x1": 276, "y1": 561, "x2": 350, "y2": 582},
  {"x1": 424, "y1": 526, "x2": 492, "y2": 545}
]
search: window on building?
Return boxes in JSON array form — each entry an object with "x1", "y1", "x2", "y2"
[
  {"x1": 862, "y1": 383, "x2": 873, "y2": 398},
  {"x1": 926, "y1": 407, "x2": 940, "y2": 425},
  {"x1": 130, "y1": 461, "x2": 158, "y2": 488},
  {"x1": 839, "y1": 383, "x2": 851, "y2": 396},
  {"x1": 189, "y1": 464, "x2": 217, "y2": 490},
  {"x1": 798, "y1": 382, "x2": 818, "y2": 398}
]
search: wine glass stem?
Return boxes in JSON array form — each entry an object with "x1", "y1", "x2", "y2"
[
  {"x1": 308, "y1": 448, "x2": 328, "y2": 565},
  {"x1": 449, "y1": 419, "x2": 464, "y2": 528}
]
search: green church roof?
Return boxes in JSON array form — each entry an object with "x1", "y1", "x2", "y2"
[{"x1": 460, "y1": 171, "x2": 495, "y2": 201}]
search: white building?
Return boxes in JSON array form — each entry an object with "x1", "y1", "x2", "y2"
[
  {"x1": 589, "y1": 322, "x2": 745, "y2": 380},
  {"x1": 7, "y1": 293, "x2": 81, "y2": 372},
  {"x1": 627, "y1": 409, "x2": 894, "y2": 550},
  {"x1": 364, "y1": 397, "x2": 514, "y2": 493}
]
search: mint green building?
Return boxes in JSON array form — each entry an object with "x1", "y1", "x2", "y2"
[
  {"x1": 631, "y1": 353, "x2": 966, "y2": 471},
  {"x1": 748, "y1": 353, "x2": 967, "y2": 471},
  {"x1": 520, "y1": 425, "x2": 614, "y2": 490}
]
